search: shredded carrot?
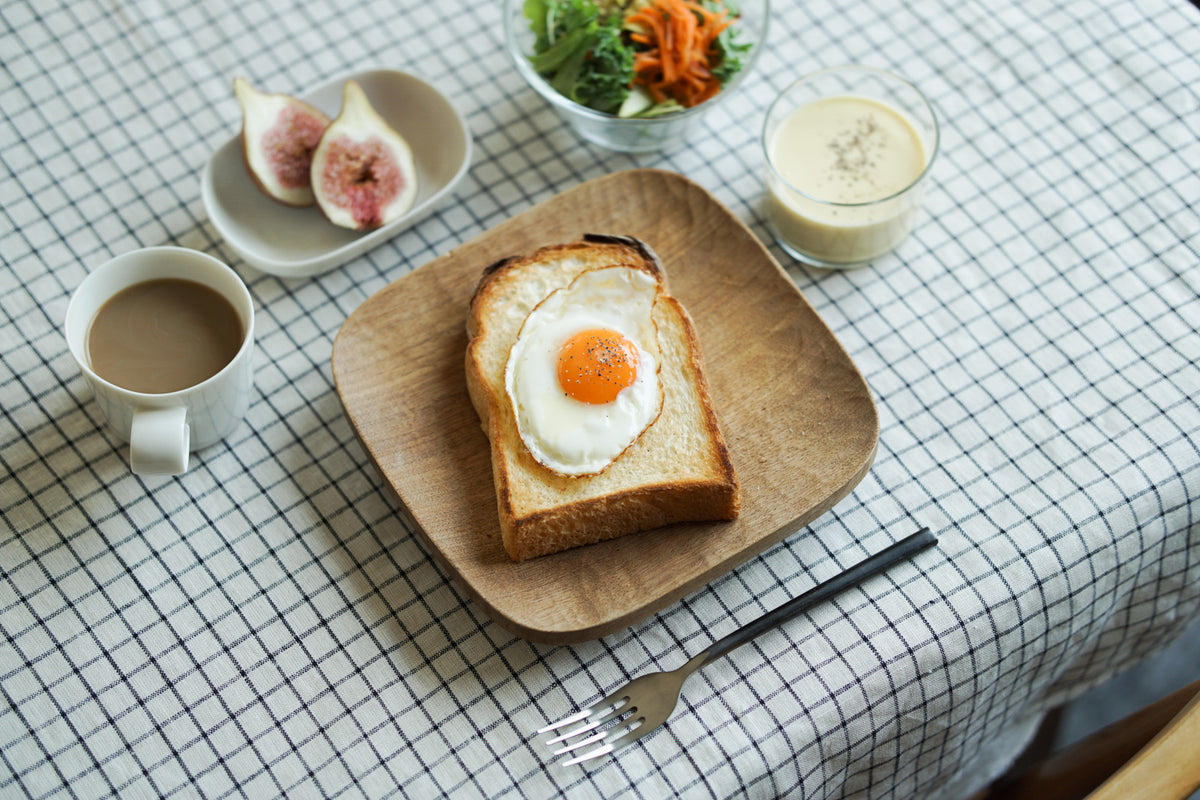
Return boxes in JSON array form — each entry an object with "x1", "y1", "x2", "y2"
[{"x1": 626, "y1": 0, "x2": 736, "y2": 107}]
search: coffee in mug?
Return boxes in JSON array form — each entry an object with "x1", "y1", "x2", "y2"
[
  {"x1": 65, "y1": 247, "x2": 255, "y2": 475},
  {"x1": 87, "y1": 278, "x2": 245, "y2": 394}
]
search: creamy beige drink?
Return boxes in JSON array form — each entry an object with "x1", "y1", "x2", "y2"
[{"x1": 763, "y1": 68, "x2": 937, "y2": 267}]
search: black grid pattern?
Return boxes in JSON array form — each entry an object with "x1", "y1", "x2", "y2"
[{"x1": 2, "y1": 0, "x2": 1199, "y2": 797}]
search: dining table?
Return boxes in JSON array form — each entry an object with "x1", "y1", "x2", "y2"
[{"x1": 2, "y1": 0, "x2": 1199, "y2": 798}]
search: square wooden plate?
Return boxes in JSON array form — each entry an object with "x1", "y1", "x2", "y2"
[{"x1": 332, "y1": 169, "x2": 878, "y2": 643}]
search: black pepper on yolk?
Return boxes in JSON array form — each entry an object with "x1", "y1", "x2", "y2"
[{"x1": 556, "y1": 328, "x2": 639, "y2": 405}]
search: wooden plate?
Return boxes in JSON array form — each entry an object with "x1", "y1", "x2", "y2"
[{"x1": 332, "y1": 169, "x2": 878, "y2": 643}]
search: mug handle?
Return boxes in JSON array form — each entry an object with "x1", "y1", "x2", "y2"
[{"x1": 130, "y1": 406, "x2": 190, "y2": 475}]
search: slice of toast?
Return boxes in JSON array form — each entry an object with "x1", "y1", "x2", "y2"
[{"x1": 465, "y1": 234, "x2": 740, "y2": 561}]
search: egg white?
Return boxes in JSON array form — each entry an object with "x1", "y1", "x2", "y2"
[{"x1": 505, "y1": 266, "x2": 663, "y2": 476}]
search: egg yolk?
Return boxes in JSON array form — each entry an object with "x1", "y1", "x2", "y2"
[{"x1": 557, "y1": 329, "x2": 639, "y2": 404}]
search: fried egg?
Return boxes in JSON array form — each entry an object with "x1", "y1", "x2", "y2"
[{"x1": 505, "y1": 266, "x2": 663, "y2": 476}]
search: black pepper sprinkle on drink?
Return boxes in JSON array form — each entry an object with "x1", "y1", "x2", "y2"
[{"x1": 827, "y1": 114, "x2": 886, "y2": 192}]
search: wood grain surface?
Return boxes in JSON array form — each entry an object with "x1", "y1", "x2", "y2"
[{"x1": 331, "y1": 169, "x2": 878, "y2": 643}]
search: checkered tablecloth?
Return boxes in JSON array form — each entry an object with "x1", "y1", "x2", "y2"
[{"x1": 3, "y1": 0, "x2": 1198, "y2": 798}]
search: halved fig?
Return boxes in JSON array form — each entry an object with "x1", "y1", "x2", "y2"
[
  {"x1": 234, "y1": 77, "x2": 330, "y2": 207},
  {"x1": 310, "y1": 81, "x2": 418, "y2": 230}
]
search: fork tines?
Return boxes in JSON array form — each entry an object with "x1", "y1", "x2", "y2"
[{"x1": 537, "y1": 691, "x2": 645, "y2": 765}]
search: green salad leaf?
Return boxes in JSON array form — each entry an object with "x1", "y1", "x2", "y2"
[
  {"x1": 523, "y1": 0, "x2": 747, "y2": 117},
  {"x1": 524, "y1": 0, "x2": 634, "y2": 115},
  {"x1": 710, "y1": 2, "x2": 751, "y2": 85}
]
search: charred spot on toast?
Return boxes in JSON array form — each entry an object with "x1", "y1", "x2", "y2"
[
  {"x1": 470, "y1": 254, "x2": 522, "y2": 314},
  {"x1": 470, "y1": 235, "x2": 665, "y2": 310},
  {"x1": 478, "y1": 255, "x2": 520, "y2": 284},
  {"x1": 582, "y1": 233, "x2": 667, "y2": 283}
]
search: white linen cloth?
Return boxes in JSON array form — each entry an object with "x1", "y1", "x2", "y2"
[{"x1": 1, "y1": 0, "x2": 1198, "y2": 797}]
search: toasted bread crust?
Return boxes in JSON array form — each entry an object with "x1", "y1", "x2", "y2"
[
  {"x1": 468, "y1": 235, "x2": 666, "y2": 336},
  {"x1": 465, "y1": 234, "x2": 739, "y2": 561}
]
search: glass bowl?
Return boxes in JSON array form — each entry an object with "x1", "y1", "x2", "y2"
[
  {"x1": 504, "y1": 0, "x2": 768, "y2": 153},
  {"x1": 761, "y1": 66, "x2": 939, "y2": 268}
]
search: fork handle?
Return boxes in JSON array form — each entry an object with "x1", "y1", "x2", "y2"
[{"x1": 697, "y1": 527, "x2": 937, "y2": 668}]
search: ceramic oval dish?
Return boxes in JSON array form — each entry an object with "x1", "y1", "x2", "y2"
[{"x1": 202, "y1": 68, "x2": 472, "y2": 278}]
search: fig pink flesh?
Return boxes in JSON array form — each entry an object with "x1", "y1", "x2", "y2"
[
  {"x1": 264, "y1": 106, "x2": 327, "y2": 189},
  {"x1": 318, "y1": 134, "x2": 407, "y2": 228}
]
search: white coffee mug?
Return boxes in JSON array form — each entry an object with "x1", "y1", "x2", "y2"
[{"x1": 65, "y1": 246, "x2": 255, "y2": 475}]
